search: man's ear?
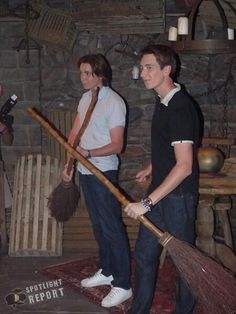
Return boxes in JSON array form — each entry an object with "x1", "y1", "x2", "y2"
[{"x1": 163, "y1": 65, "x2": 172, "y2": 76}]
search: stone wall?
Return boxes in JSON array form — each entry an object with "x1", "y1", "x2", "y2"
[
  {"x1": 1, "y1": 7, "x2": 236, "y2": 246},
  {"x1": 0, "y1": 21, "x2": 42, "y2": 184}
]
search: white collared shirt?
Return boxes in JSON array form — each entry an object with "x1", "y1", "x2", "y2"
[
  {"x1": 77, "y1": 86, "x2": 126, "y2": 174},
  {"x1": 160, "y1": 83, "x2": 181, "y2": 107}
]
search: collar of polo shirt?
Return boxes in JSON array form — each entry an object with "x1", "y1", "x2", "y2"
[{"x1": 159, "y1": 83, "x2": 181, "y2": 107}]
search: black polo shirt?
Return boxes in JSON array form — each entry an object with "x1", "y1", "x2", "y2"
[{"x1": 151, "y1": 89, "x2": 199, "y2": 195}]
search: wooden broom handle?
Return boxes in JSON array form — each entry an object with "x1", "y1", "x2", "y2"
[
  {"x1": 66, "y1": 87, "x2": 99, "y2": 175},
  {"x1": 27, "y1": 107, "x2": 164, "y2": 240}
]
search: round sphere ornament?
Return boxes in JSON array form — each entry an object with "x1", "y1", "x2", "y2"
[{"x1": 198, "y1": 147, "x2": 224, "y2": 173}]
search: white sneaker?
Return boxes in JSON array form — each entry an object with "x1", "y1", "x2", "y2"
[
  {"x1": 101, "y1": 287, "x2": 132, "y2": 308},
  {"x1": 81, "y1": 269, "x2": 113, "y2": 288}
]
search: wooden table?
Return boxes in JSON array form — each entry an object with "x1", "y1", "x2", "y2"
[
  {"x1": 199, "y1": 173, "x2": 236, "y2": 196},
  {"x1": 197, "y1": 173, "x2": 236, "y2": 272}
]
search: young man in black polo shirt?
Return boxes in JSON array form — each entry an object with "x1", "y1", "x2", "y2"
[{"x1": 124, "y1": 45, "x2": 199, "y2": 314}]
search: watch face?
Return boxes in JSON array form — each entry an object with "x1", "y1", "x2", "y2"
[{"x1": 141, "y1": 198, "x2": 152, "y2": 211}]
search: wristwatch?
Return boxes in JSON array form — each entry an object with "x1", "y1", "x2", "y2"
[
  {"x1": 87, "y1": 150, "x2": 91, "y2": 159},
  {"x1": 141, "y1": 197, "x2": 153, "y2": 211}
]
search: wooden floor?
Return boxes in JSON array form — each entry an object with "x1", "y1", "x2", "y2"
[{"x1": 0, "y1": 249, "x2": 109, "y2": 314}]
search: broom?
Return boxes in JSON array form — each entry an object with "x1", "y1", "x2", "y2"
[
  {"x1": 47, "y1": 87, "x2": 99, "y2": 222},
  {"x1": 27, "y1": 107, "x2": 236, "y2": 314}
]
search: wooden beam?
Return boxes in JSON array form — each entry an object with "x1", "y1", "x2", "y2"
[{"x1": 71, "y1": 0, "x2": 165, "y2": 34}]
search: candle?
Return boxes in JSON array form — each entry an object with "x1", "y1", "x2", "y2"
[
  {"x1": 132, "y1": 65, "x2": 139, "y2": 80},
  {"x1": 168, "y1": 27, "x2": 178, "y2": 41},
  {"x1": 178, "y1": 17, "x2": 189, "y2": 35},
  {"x1": 227, "y1": 28, "x2": 234, "y2": 40}
]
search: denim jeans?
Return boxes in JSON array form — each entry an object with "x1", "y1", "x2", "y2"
[
  {"x1": 128, "y1": 192, "x2": 198, "y2": 314},
  {"x1": 79, "y1": 170, "x2": 131, "y2": 289}
]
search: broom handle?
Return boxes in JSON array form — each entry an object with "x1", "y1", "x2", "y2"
[
  {"x1": 27, "y1": 107, "x2": 164, "y2": 240},
  {"x1": 66, "y1": 87, "x2": 99, "y2": 175}
]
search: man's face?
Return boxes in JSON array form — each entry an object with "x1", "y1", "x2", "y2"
[
  {"x1": 79, "y1": 63, "x2": 102, "y2": 90},
  {"x1": 140, "y1": 54, "x2": 168, "y2": 91}
]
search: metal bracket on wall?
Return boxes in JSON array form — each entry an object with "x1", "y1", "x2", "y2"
[{"x1": 12, "y1": 0, "x2": 41, "y2": 64}]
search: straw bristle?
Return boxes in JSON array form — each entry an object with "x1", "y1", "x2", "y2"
[
  {"x1": 48, "y1": 180, "x2": 80, "y2": 222},
  {"x1": 166, "y1": 238, "x2": 236, "y2": 314}
]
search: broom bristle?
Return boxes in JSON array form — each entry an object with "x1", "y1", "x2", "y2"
[
  {"x1": 166, "y1": 238, "x2": 236, "y2": 314},
  {"x1": 48, "y1": 180, "x2": 80, "y2": 222}
]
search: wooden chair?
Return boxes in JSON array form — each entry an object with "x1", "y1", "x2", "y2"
[
  {"x1": 201, "y1": 137, "x2": 236, "y2": 249},
  {"x1": 215, "y1": 157, "x2": 236, "y2": 249},
  {"x1": 213, "y1": 195, "x2": 233, "y2": 248}
]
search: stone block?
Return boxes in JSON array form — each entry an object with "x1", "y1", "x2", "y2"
[
  {"x1": 18, "y1": 50, "x2": 41, "y2": 67},
  {"x1": 129, "y1": 107, "x2": 143, "y2": 122},
  {"x1": 0, "y1": 83, "x2": 24, "y2": 100},
  {"x1": 122, "y1": 145, "x2": 146, "y2": 158},
  {"x1": 127, "y1": 125, "x2": 151, "y2": 139},
  {"x1": 0, "y1": 67, "x2": 39, "y2": 82},
  {"x1": 67, "y1": 69, "x2": 81, "y2": 87},
  {"x1": 0, "y1": 22, "x2": 24, "y2": 39},
  {"x1": 0, "y1": 37, "x2": 24, "y2": 49},
  {"x1": 41, "y1": 89, "x2": 65, "y2": 102},
  {"x1": 23, "y1": 82, "x2": 40, "y2": 101},
  {"x1": 41, "y1": 67, "x2": 67, "y2": 86},
  {"x1": 11, "y1": 109, "x2": 39, "y2": 125},
  {"x1": 0, "y1": 51, "x2": 17, "y2": 67},
  {"x1": 0, "y1": 68, "x2": 18, "y2": 81},
  {"x1": 8, "y1": 124, "x2": 41, "y2": 146},
  {"x1": 20, "y1": 67, "x2": 40, "y2": 82}
]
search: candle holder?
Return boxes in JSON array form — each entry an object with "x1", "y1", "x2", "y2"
[
  {"x1": 171, "y1": 0, "x2": 236, "y2": 54},
  {"x1": 131, "y1": 65, "x2": 139, "y2": 82}
]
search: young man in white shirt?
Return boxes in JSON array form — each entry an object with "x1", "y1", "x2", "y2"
[{"x1": 63, "y1": 54, "x2": 132, "y2": 308}]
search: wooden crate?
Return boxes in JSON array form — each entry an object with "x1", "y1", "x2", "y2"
[
  {"x1": 63, "y1": 211, "x2": 140, "y2": 252},
  {"x1": 28, "y1": 5, "x2": 78, "y2": 50},
  {"x1": 43, "y1": 110, "x2": 76, "y2": 165},
  {"x1": 9, "y1": 154, "x2": 63, "y2": 256}
]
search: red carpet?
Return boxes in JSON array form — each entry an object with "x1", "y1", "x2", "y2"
[{"x1": 41, "y1": 256, "x2": 207, "y2": 314}]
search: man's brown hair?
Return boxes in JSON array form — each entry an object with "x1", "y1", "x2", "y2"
[
  {"x1": 139, "y1": 44, "x2": 177, "y2": 77},
  {"x1": 78, "y1": 54, "x2": 112, "y2": 86}
]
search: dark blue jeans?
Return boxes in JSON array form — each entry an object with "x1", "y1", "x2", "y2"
[
  {"x1": 129, "y1": 192, "x2": 198, "y2": 314},
  {"x1": 79, "y1": 171, "x2": 131, "y2": 289}
]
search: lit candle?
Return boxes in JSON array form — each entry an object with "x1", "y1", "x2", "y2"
[
  {"x1": 168, "y1": 27, "x2": 178, "y2": 41},
  {"x1": 132, "y1": 65, "x2": 139, "y2": 80},
  {"x1": 178, "y1": 17, "x2": 189, "y2": 35},
  {"x1": 227, "y1": 28, "x2": 234, "y2": 40}
]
